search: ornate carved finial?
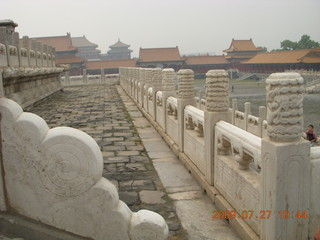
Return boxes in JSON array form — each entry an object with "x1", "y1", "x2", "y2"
[
  {"x1": 162, "y1": 68, "x2": 175, "y2": 91},
  {"x1": 266, "y1": 72, "x2": 304, "y2": 142},
  {"x1": 177, "y1": 69, "x2": 194, "y2": 99},
  {"x1": 152, "y1": 68, "x2": 162, "y2": 88},
  {"x1": 205, "y1": 69, "x2": 229, "y2": 112}
]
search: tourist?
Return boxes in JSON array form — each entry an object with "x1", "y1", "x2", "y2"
[{"x1": 305, "y1": 124, "x2": 317, "y2": 146}]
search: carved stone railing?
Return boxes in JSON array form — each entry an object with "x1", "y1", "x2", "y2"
[
  {"x1": 215, "y1": 121, "x2": 261, "y2": 234},
  {"x1": 231, "y1": 99, "x2": 267, "y2": 137},
  {"x1": 184, "y1": 105, "x2": 205, "y2": 174},
  {"x1": 61, "y1": 71, "x2": 119, "y2": 86},
  {"x1": 0, "y1": 23, "x2": 62, "y2": 108},
  {"x1": 310, "y1": 146, "x2": 320, "y2": 238},
  {"x1": 119, "y1": 67, "x2": 316, "y2": 240},
  {"x1": 0, "y1": 97, "x2": 168, "y2": 240}
]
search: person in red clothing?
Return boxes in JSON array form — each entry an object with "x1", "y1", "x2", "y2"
[{"x1": 306, "y1": 125, "x2": 317, "y2": 143}]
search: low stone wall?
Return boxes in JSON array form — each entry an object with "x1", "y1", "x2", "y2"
[
  {"x1": 120, "y1": 67, "x2": 318, "y2": 240},
  {"x1": 60, "y1": 70, "x2": 119, "y2": 87},
  {"x1": 0, "y1": 24, "x2": 64, "y2": 108}
]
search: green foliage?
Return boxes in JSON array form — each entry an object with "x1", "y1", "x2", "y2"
[
  {"x1": 257, "y1": 46, "x2": 268, "y2": 52},
  {"x1": 280, "y1": 35, "x2": 320, "y2": 50}
]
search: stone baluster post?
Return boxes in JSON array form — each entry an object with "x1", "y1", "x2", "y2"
[
  {"x1": 138, "y1": 68, "x2": 145, "y2": 107},
  {"x1": 36, "y1": 42, "x2": 43, "y2": 67},
  {"x1": 12, "y1": 32, "x2": 21, "y2": 67},
  {"x1": 52, "y1": 47, "x2": 56, "y2": 66},
  {"x1": 162, "y1": 68, "x2": 176, "y2": 132},
  {"x1": 244, "y1": 102, "x2": 251, "y2": 131},
  {"x1": 42, "y1": 44, "x2": 48, "y2": 67},
  {"x1": 132, "y1": 67, "x2": 139, "y2": 102},
  {"x1": 258, "y1": 106, "x2": 266, "y2": 137},
  {"x1": 150, "y1": 68, "x2": 162, "y2": 120},
  {"x1": 204, "y1": 70, "x2": 231, "y2": 184},
  {"x1": 83, "y1": 69, "x2": 87, "y2": 84},
  {"x1": 0, "y1": 28, "x2": 7, "y2": 45},
  {"x1": 261, "y1": 72, "x2": 310, "y2": 240},
  {"x1": 231, "y1": 99, "x2": 237, "y2": 125},
  {"x1": 65, "y1": 71, "x2": 70, "y2": 86},
  {"x1": 101, "y1": 68, "x2": 105, "y2": 84},
  {"x1": 144, "y1": 68, "x2": 153, "y2": 112},
  {"x1": 134, "y1": 68, "x2": 140, "y2": 101},
  {"x1": 48, "y1": 45, "x2": 54, "y2": 67},
  {"x1": 177, "y1": 69, "x2": 196, "y2": 151},
  {"x1": 22, "y1": 36, "x2": 31, "y2": 67}
]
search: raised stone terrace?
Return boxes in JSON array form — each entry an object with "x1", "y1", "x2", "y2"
[{"x1": 25, "y1": 84, "x2": 241, "y2": 240}]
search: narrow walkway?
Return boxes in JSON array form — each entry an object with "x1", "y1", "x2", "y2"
[{"x1": 29, "y1": 85, "x2": 240, "y2": 240}]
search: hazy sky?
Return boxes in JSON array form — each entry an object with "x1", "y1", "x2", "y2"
[{"x1": 2, "y1": 0, "x2": 320, "y2": 57}]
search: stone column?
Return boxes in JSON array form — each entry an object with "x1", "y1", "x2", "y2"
[
  {"x1": 101, "y1": 68, "x2": 105, "y2": 84},
  {"x1": 204, "y1": 69, "x2": 231, "y2": 184},
  {"x1": 261, "y1": 72, "x2": 310, "y2": 240},
  {"x1": 162, "y1": 68, "x2": 176, "y2": 132},
  {"x1": 83, "y1": 69, "x2": 87, "y2": 84},
  {"x1": 177, "y1": 69, "x2": 196, "y2": 151}
]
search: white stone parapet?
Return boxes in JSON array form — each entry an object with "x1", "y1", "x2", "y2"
[{"x1": 0, "y1": 97, "x2": 169, "y2": 240}]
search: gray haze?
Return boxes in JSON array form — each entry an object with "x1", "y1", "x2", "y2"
[{"x1": 2, "y1": 0, "x2": 320, "y2": 57}]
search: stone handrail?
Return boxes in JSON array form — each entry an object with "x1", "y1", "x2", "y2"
[
  {"x1": 61, "y1": 71, "x2": 119, "y2": 86},
  {"x1": 184, "y1": 105, "x2": 204, "y2": 137},
  {"x1": 0, "y1": 97, "x2": 168, "y2": 240},
  {"x1": 119, "y1": 67, "x2": 316, "y2": 240}
]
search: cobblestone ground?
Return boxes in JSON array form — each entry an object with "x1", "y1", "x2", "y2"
[{"x1": 28, "y1": 85, "x2": 188, "y2": 240}]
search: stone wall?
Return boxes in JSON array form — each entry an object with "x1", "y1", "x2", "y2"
[
  {"x1": 0, "y1": 20, "x2": 64, "y2": 108},
  {"x1": 60, "y1": 69, "x2": 119, "y2": 87},
  {"x1": 120, "y1": 67, "x2": 319, "y2": 240}
]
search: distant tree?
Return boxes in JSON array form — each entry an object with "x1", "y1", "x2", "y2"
[
  {"x1": 257, "y1": 46, "x2": 268, "y2": 52},
  {"x1": 298, "y1": 34, "x2": 320, "y2": 49},
  {"x1": 280, "y1": 35, "x2": 320, "y2": 50}
]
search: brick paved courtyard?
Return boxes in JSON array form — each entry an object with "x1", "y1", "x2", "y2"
[{"x1": 28, "y1": 85, "x2": 188, "y2": 240}]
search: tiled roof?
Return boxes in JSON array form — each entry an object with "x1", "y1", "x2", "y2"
[
  {"x1": 72, "y1": 36, "x2": 98, "y2": 48},
  {"x1": 56, "y1": 56, "x2": 85, "y2": 64},
  {"x1": 138, "y1": 47, "x2": 183, "y2": 62},
  {"x1": 224, "y1": 39, "x2": 261, "y2": 53},
  {"x1": 32, "y1": 34, "x2": 77, "y2": 52},
  {"x1": 109, "y1": 39, "x2": 130, "y2": 48},
  {"x1": 185, "y1": 55, "x2": 229, "y2": 65},
  {"x1": 244, "y1": 48, "x2": 320, "y2": 64},
  {"x1": 86, "y1": 59, "x2": 137, "y2": 70}
]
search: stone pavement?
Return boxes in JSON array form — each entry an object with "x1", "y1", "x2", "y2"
[
  {"x1": 28, "y1": 85, "x2": 187, "y2": 240},
  {"x1": 26, "y1": 84, "x2": 241, "y2": 240}
]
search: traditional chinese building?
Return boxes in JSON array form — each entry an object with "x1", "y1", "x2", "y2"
[
  {"x1": 242, "y1": 48, "x2": 320, "y2": 73},
  {"x1": 85, "y1": 59, "x2": 137, "y2": 74},
  {"x1": 184, "y1": 55, "x2": 230, "y2": 75},
  {"x1": 101, "y1": 39, "x2": 132, "y2": 60},
  {"x1": 223, "y1": 39, "x2": 262, "y2": 70},
  {"x1": 137, "y1": 47, "x2": 184, "y2": 70},
  {"x1": 71, "y1": 36, "x2": 101, "y2": 60},
  {"x1": 32, "y1": 33, "x2": 84, "y2": 75}
]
